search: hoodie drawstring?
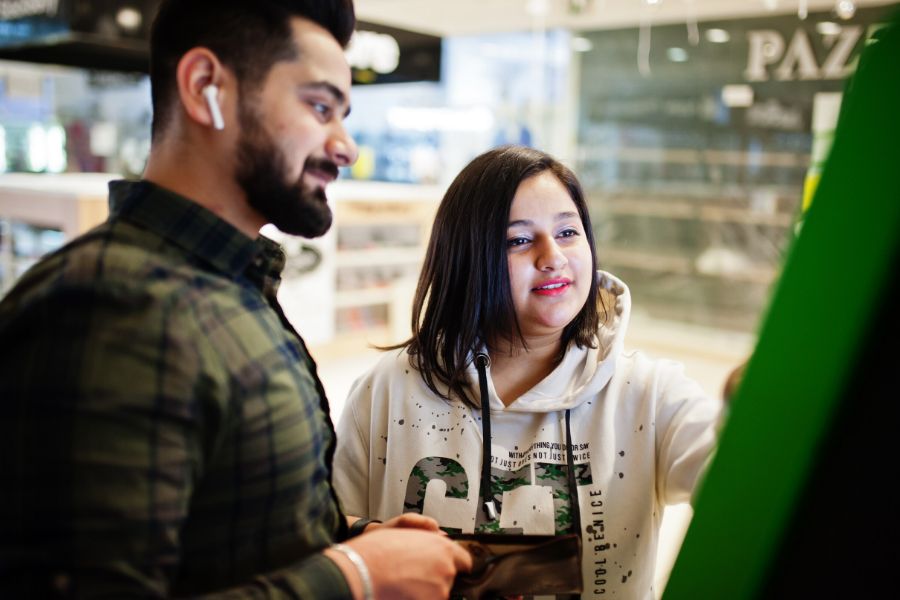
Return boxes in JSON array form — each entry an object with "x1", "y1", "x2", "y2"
[
  {"x1": 474, "y1": 352, "x2": 582, "y2": 537},
  {"x1": 474, "y1": 353, "x2": 498, "y2": 521},
  {"x1": 564, "y1": 409, "x2": 582, "y2": 537}
]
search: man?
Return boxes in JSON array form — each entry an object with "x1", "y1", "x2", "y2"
[{"x1": 0, "y1": 1, "x2": 470, "y2": 597}]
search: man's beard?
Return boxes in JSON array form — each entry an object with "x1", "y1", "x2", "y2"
[{"x1": 234, "y1": 103, "x2": 339, "y2": 238}]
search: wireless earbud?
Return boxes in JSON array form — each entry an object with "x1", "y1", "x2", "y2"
[{"x1": 202, "y1": 84, "x2": 224, "y2": 131}]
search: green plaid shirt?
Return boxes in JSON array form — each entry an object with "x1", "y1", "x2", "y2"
[{"x1": 0, "y1": 180, "x2": 351, "y2": 598}]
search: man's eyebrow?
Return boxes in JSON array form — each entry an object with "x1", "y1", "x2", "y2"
[
  {"x1": 299, "y1": 81, "x2": 352, "y2": 118},
  {"x1": 507, "y1": 212, "x2": 580, "y2": 228}
]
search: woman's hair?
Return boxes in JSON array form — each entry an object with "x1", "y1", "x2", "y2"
[{"x1": 400, "y1": 145, "x2": 601, "y2": 404}]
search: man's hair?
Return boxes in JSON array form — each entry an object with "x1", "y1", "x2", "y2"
[
  {"x1": 401, "y1": 145, "x2": 602, "y2": 406},
  {"x1": 149, "y1": 0, "x2": 355, "y2": 138}
]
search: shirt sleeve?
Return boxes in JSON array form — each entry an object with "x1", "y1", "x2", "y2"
[
  {"x1": 192, "y1": 554, "x2": 351, "y2": 599},
  {"x1": 333, "y1": 372, "x2": 375, "y2": 519},
  {"x1": 0, "y1": 285, "x2": 352, "y2": 599},
  {"x1": 652, "y1": 360, "x2": 724, "y2": 506}
]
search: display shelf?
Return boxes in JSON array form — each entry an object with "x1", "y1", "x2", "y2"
[
  {"x1": 601, "y1": 247, "x2": 694, "y2": 275},
  {"x1": 0, "y1": 173, "x2": 113, "y2": 238},
  {"x1": 600, "y1": 198, "x2": 795, "y2": 228},
  {"x1": 334, "y1": 287, "x2": 393, "y2": 308},
  {"x1": 328, "y1": 181, "x2": 439, "y2": 344},
  {"x1": 335, "y1": 247, "x2": 424, "y2": 268},
  {"x1": 603, "y1": 247, "x2": 778, "y2": 285},
  {"x1": 589, "y1": 177, "x2": 797, "y2": 285},
  {"x1": 276, "y1": 180, "x2": 441, "y2": 347},
  {"x1": 0, "y1": 173, "x2": 115, "y2": 295},
  {"x1": 585, "y1": 173, "x2": 799, "y2": 332},
  {"x1": 582, "y1": 146, "x2": 810, "y2": 168}
]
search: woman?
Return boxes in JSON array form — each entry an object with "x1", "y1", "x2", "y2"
[{"x1": 334, "y1": 145, "x2": 721, "y2": 599}]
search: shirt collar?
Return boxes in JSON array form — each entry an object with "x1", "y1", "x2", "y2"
[{"x1": 108, "y1": 179, "x2": 286, "y2": 293}]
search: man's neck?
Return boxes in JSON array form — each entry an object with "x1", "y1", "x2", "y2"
[{"x1": 143, "y1": 135, "x2": 263, "y2": 239}]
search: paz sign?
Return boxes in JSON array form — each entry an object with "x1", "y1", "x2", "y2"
[{"x1": 744, "y1": 25, "x2": 875, "y2": 82}]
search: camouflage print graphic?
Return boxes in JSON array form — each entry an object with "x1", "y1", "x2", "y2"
[
  {"x1": 537, "y1": 462, "x2": 593, "y2": 532},
  {"x1": 404, "y1": 457, "x2": 469, "y2": 513},
  {"x1": 404, "y1": 447, "x2": 593, "y2": 535},
  {"x1": 473, "y1": 461, "x2": 594, "y2": 534}
]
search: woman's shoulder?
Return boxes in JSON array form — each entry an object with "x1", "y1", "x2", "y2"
[
  {"x1": 344, "y1": 348, "x2": 452, "y2": 420},
  {"x1": 367, "y1": 347, "x2": 418, "y2": 379},
  {"x1": 616, "y1": 349, "x2": 708, "y2": 396},
  {"x1": 348, "y1": 348, "x2": 423, "y2": 396}
]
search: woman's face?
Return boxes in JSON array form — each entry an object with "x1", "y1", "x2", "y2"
[{"x1": 505, "y1": 171, "x2": 593, "y2": 341}]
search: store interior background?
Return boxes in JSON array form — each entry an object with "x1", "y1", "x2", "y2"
[{"x1": 1, "y1": 0, "x2": 897, "y2": 595}]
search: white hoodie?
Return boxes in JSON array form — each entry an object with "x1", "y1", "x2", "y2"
[{"x1": 334, "y1": 272, "x2": 721, "y2": 599}]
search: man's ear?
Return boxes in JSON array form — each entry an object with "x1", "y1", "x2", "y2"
[{"x1": 175, "y1": 48, "x2": 230, "y2": 131}]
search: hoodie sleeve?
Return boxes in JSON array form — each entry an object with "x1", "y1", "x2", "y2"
[
  {"x1": 333, "y1": 373, "x2": 375, "y2": 519},
  {"x1": 653, "y1": 360, "x2": 723, "y2": 506}
]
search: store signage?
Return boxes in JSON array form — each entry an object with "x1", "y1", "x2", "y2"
[
  {"x1": 0, "y1": 0, "x2": 161, "y2": 72},
  {"x1": 0, "y1": 0, "x2": 59, "y2": 20},
  {"x1": 346, "y1": 30, "x2": 401, "y2": 74},
  {"x1": 744, "y1": 26, "x2": 864, "y2": 82},
  {"x1": 351, "y1": 20, "x2": 440, "y2": 85}
]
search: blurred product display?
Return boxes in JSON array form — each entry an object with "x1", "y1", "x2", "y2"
[
  {"x1": 0, "y1": 172, "x2": 111, "y2": 294},
  {"x1": 261, "y1": 180, "x2": 441, "y2": 349},
  {"x1": 1, "y1": 1, "x2": 897, "y2": 343},
  {"x1": 575, "y1": 5, "x2": 892, "y2": 332}
]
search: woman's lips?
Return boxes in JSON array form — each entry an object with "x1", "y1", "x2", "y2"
[{"x1": 532, "y1": 278, "x2": 572, "y2": 296}]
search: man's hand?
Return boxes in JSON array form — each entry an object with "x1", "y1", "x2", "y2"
[
  {"x1": 328, "y1": 528, "x2": 472, "y2": 600},
  {"x1": 371, "y1": 513, "x2": 443, "y2": 533}
]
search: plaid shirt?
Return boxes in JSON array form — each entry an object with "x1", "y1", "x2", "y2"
[{"x1": 0, "y1": 180, "x2": 351, "y2": 598}]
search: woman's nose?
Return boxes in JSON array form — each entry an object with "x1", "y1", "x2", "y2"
[{"x1": 536, "y1": 238, "x2": 567, "y2": 272}]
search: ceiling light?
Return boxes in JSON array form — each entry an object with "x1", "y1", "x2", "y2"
[
  {"x1": 705, "y1": 28, "x2": 730, "y2": 43},
  {"x1": 115, "y1": 7, "x2": 142, "y2": 31},
  {"x1": 816, "y1": 21, "x2": 842, "y2": 35},
  {"x1": 667, "y1": 47, "x2": 689, "y2": 62},
  {"x1": 836, "y1": 0, "x2": 856, "y2": 20},
  {"x1": 572, "y1": 36, "x2": 593, "y2": 52}
]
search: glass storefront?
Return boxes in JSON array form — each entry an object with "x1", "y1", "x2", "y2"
[
  {"x1": 575, "y1": 5, "x2": 894, "y2": 335},
  {"x1": 2, "y1": 1, "x2": 898, "y2": 385}
]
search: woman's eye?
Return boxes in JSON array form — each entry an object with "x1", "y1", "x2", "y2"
[
  {"x1": 558, "y1": 228, "x2": 579, "y2": 238},
  {"x1": 507, "y1": 237, "x2": 530, "y2": 248}
]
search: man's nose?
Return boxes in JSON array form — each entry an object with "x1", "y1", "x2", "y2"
[{"x1": 326, "y1": 122, "x2": 358, "y2": 167}]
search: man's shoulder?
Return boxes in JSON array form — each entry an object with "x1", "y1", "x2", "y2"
[{"x1": 0, "y1": 220, "x2": 232, "y2": 321}]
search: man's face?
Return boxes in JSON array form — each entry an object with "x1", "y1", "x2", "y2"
[{"x1": 234, "y1": 18, "x2": 357, "y2": 238}]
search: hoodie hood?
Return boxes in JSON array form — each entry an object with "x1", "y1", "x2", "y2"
[{"x1": 466, "y1": 269, "x2": 631, "y2": 413}]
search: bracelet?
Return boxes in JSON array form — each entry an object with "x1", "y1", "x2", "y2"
[
  {"x1": 348, "y1": 517, "x2": 381, "y2": 538},
  {"x1": 331, "y1": 543, "x2": 374, "y2": 600}
]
